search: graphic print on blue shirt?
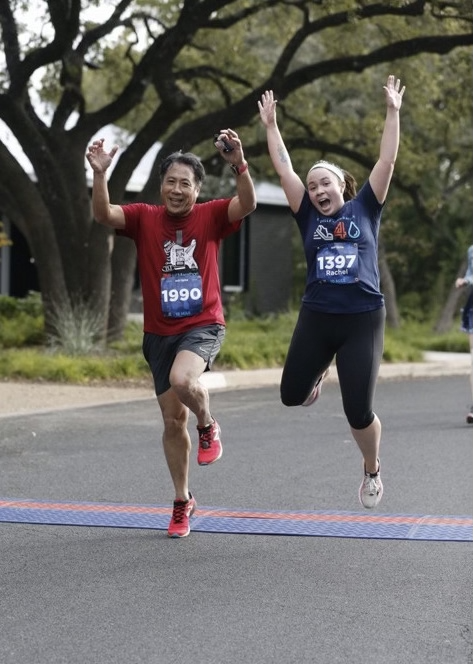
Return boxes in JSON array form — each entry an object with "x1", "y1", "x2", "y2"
[{"x1": 161, "y1": 238, "x2": 203, "y2": 318}]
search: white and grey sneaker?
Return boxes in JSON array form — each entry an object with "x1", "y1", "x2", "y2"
[
  {"x1": 302, "y1": 369, "x2": 330, "y2": 407},
  {"x1": 359, "y1": 460, "x2": 383, "y2": 509}
]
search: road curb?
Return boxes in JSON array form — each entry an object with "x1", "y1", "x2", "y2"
[
  {"x1": 201, "y1": 355, "x2": 471, "y2": 391},
  {"x1": 0, "y1": 354, "x2": 470, "y2": 417}
]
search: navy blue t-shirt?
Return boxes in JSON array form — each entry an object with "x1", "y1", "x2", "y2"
[{"x1": 293, "y1": 180, "x2": 384, "y2": 314}]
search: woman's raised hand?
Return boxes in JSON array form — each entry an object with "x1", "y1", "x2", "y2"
[
  {"x1": 258, "y1": 90, "x2": 278, "y2": 127},
  {"x1": 383, "y1": 75, "x2": 405, "y2": 111}
]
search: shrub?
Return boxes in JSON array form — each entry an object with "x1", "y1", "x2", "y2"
[
  {"x1": 47, "y1": 299, "x2": 106, "y2": 355},
  {"x1": 0, "y1": 291, "x2": 43, "y2": 317},
  {"x1": 0, "y1": 312, "x2": 45, "y2": 347},
  {"x1": 0, "y1": 292, "x2": 45, "y2": 347}
]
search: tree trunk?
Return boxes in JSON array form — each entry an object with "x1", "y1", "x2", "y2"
[
  {"x1": 434, "y1": 257, "x2": 468, "y2": 333},
  {"x1": 378, "y1": 235, "x2": 400, "y2": 329},
  {"x1": 108, "y1": 236, "x2": 137, "y2": 341},
  {"x1": 435, "y1": 285, "x2": 464, "y2": 333},
  {"x1": 86, "y1": 222, "x2": 115, "y2": 342}
]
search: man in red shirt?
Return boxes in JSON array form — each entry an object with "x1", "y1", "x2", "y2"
[{"x1": 86, "y1": 130, "x2": 256, "y2": 537}]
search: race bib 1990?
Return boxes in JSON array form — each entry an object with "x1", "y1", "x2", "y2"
[
  {"x1": 161, "y1": 273, "x2": 203, "y2": 318},
  {"x1": 315, "y1": 243, "x2": 359, "y2": 284}
]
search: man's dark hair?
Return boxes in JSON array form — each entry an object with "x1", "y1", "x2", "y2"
[{"x1": 160, "y1": 151, "x2": 206, "y2": 186}]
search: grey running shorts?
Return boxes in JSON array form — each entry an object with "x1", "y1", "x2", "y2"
[{"x1": 142, "y1": 324, "x2": 226, "y2": 396}]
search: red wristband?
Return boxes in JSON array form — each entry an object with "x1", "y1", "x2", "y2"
[{"x1": 230, "y1": 161, "x2": 248, "y2": 176}]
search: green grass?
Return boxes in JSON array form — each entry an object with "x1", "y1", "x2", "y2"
[
  {"x1": 0, "y1": 347, "x2": 149, "y2": 384},
  {"x1": 217, "y1": 312, "x2": 296, "y2": 369},
  {"x1": 383, "y1": 320, "x2": 470, "y2": 359},
  {"x1": 0, "y1": 309, "x2": 469, "y2": 384}
]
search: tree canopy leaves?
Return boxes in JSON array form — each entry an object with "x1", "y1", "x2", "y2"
[{"x1": 0, "y1": 0, "x2": 471, "y2": 335}]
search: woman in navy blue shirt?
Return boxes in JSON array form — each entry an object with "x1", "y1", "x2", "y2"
[{"x1": 258, "y1": 75, "x2": 405, "y2": 509}]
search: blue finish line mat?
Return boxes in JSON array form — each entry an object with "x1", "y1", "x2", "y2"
[{"x1": 0, "y1": 498, "x2": 471, "y2": 541}]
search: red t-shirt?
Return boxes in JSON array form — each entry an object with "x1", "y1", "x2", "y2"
[{"x1": 118, "y1": 199, "x2": 241, "y2": 335}]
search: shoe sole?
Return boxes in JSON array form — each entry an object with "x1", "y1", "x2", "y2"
[
  {"x1": 198, "y1": 447, "x2": 223, "y2": 466},
  {"x1": 302, "y1": 369, "x2": 330, "y2": 407},
  {"x1": 359, "y1": 494, "x2": 383, "y2": 509},
  {"x1": 359, "y1": 481, "x2": 383, "y2": 509}
]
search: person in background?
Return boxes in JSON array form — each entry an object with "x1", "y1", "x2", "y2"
[
  {"x1": 455, "y1": 244, "x2": 473, "y2": 424},
  {"x1": 86, "y1": 130, "x2": 256, "y2": 536},
  {"x1": 258, "y1": 75, "x2": 405, "y2": 508}
]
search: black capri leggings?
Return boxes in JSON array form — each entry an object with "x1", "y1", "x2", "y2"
[{"x1": 280, "y1": 306, "x2": 385, "y2": 430}]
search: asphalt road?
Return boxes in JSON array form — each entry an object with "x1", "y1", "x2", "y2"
[{"x1": 1, "y1": 376, "x2": 472, "y2": 664}]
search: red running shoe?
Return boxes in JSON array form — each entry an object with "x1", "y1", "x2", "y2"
[
  {"x1": 167, "y1": 493, "x2": 196, "y2": 538},
  {"x1": 197, "y1": 418, "x2": 223, "y2": 466}
]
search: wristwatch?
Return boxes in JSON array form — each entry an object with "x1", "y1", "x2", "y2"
[{"x1": 230, "y1": 161, "x2": 248, "y2": 176}]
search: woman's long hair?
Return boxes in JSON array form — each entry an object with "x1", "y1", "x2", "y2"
[{"x1": 342, "y1": 170, "x2": 357, "y2": 201}]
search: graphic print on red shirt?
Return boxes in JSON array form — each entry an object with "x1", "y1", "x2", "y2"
[{"x1": 118, "y1": 198, "x2": 242, "y2": 335}]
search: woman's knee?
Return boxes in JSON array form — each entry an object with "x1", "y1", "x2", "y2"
[
  {"x1": 346, "y1": 410, "x2": 375, "y2": 430},
  {"x1": 280, "y1": 385, "x2": 301, "y2": 407}
]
